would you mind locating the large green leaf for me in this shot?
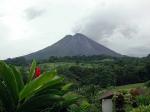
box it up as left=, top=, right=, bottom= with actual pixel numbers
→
left=11, top=66, right=24, bottom=92
left=0, top=61, right=19, bottom=104
left=18, top=94, right=62, bottom=112
left=62, top=83, right=73, bottom=91
left=26, top=76, right=64, bottom=101
left=19, top=71, right=57, bottom=101
left=62, top=92, right=81, bottom=107
left=37, top=76, right=64, bottom=92
left=34, top=83, right=65, bottom=97
left=34, top=89, right=63, bottom=97
left=28, top=59, right=36, bottom=82
left=0, top=80, right=15, bottom=112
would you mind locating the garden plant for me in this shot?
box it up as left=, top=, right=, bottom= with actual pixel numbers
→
left=0, top=60, right=88, bottom=112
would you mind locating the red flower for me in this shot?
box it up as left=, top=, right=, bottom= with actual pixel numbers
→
left=35, top=67, right=41, bottom=77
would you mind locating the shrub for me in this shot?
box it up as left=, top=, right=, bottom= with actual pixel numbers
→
left=130, top=105, right=150, bottom=112
left=68, top=100, right=90, bottom=112
left=74, top=85, right=102, bottom=112
left=114, top=94, right=125, bottom=112
left=136, top=95, right=150, bottom=106
left=130, top=88, right=144, bottom=97
left=0, top=60, right=83, bottom=112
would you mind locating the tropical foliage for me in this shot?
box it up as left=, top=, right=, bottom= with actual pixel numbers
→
left=136, top=95, right=150, bottom=106
left=54, top=56, right=150, bottom=88
left=0, top=60, right=85, bottom=112
left=130, top=105, right=150, bottom=112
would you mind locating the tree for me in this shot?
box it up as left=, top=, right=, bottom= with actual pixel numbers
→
left=5, top=57, right=27, bottom=66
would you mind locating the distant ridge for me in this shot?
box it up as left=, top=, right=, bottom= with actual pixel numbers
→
left=24, top=33, right=121, bottom=60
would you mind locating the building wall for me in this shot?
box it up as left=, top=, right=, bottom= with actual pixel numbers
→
left=102, top=99, right=113, bottom=112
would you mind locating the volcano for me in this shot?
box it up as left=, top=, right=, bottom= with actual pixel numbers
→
left=24, top=33, right=121, bottom=60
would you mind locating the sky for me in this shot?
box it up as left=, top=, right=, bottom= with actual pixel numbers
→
left=0, top=0, right=150, bottom=59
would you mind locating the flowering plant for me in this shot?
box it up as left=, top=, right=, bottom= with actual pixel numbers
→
left=0, top=60, right=82, bottom=112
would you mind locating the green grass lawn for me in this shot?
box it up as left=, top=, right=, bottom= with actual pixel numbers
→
left=116, top=83, right=144, bottom=90
left=112, top=83, right=145, bottom=92
left=40, top=62, right=101, bottom=69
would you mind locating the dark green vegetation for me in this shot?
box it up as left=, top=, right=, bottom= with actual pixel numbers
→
left=5, top=57, right=27, bottom=66
left=130, top=105, right=150, bottom=112
left=47, top=55, right=150, bottom=87
left=6, top=54, right=150, bottom=87
left=3, top=55, right=150, bottom=112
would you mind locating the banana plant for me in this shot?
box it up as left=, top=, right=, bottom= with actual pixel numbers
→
left=0, top=60, right=81, bottom=112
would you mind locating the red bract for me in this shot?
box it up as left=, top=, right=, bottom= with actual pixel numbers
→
left=35, top=67, right=41, bottom=77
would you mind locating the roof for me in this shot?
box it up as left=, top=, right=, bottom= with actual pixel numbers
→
left=100, top=91, right=114, bottom=100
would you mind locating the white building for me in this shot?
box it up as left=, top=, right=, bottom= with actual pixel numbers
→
left=100, top=91, right=114, bottom=112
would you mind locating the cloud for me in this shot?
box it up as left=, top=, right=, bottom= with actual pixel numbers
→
left=73, top=2, right=139, bottom=40
left=0, top=22, right=10, bottom=41
left=0, top=0, right=150, bottom=59
left=126, top=46, right=150, bottom=57
left=72, top=0, right=150, bottom=56
left=0, top=13, right=4, bottom=17
left=24, top=7, right=46, bottom=20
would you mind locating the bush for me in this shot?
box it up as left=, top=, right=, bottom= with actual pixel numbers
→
left=68, top=100, right=90, bottom=112
left=75, top=85, right=102, bottom=112
left=130, top=105, right=150, bottom=112
left=136, top=95, right=150, bottom=106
